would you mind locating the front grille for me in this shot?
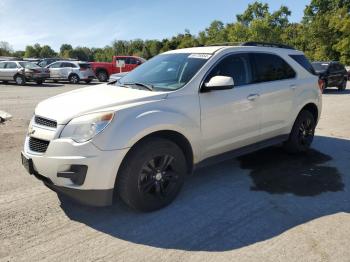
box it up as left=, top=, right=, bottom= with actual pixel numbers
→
left=34, top=116, right=57, bottom=128
left=29, top=137, right=50, bottom=153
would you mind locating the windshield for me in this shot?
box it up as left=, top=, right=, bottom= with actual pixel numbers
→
left=119, top=53, right=210, bottom=91
left=19, top=62, right=38, bottom=69
left=312, top=62, right=329, bottom=71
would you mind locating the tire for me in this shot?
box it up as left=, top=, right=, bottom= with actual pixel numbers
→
left=117, top=138, right=187, bottom=212
left=84, top=79, right=92, bottom=84
left=96, top=70, right=108, bottom=82
left=53, top=80, right=58, bottom=83
left=284, top=110, right=316, bottom=153
left=338, top=78, right=347, bottom=91
left=36, top=80, right=44, bottom=85
left=68, top=74, right=80, bottom=84
left=14, top=75, right=25, bottom=85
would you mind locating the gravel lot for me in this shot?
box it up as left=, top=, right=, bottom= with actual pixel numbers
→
left=0, top=81, right=349, bottom=262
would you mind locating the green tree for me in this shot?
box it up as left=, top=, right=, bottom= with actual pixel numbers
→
left=40, top=45, right=56, bottom=58
left=60, top=44, right=73, bottom=58
left=0, top=41, right=12, bottom=56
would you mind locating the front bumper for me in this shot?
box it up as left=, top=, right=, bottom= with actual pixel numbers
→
left=22, top=136, right=129, bottom=206
left=25, top=73, right=50, bottom=81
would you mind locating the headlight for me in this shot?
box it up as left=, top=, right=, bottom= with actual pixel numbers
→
left=60, top=112, right=114, bottom=143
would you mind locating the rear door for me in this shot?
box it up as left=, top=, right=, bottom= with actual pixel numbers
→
left=4, top=62, right=19, bottom=79
left=251, top=53, right=297, bottom=140
left=60, top=62, right=76, bottom=79
left=327, top=63, right=338, bottom=86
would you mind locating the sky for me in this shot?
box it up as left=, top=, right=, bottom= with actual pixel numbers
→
left=0, top=0, right=310, bottom=51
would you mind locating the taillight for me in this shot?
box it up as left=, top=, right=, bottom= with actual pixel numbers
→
left=318, top=79, right=325, bottom=93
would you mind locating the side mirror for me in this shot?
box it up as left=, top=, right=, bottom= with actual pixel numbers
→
left=203, top=76, right=234, bottom=91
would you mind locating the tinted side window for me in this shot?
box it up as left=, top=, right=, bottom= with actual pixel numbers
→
left=0, top=62, right=5, bottom=69
left=129, top=58, right=137, bottom=65
left=61, top=62, right=76, bottom=68
left=289, top=55, right=316, bottom=75
left=5, top=62, right=17, bottom=69
left=206, top=53, right=252, bottom=86
left=49, top=62, right=61, bottom=68
left=252, top=53, right=296, bottom=83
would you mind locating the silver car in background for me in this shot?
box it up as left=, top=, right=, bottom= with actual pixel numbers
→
left=0, top=61, right=50, bottom=85
left=46, top=61, right=95, bottom=84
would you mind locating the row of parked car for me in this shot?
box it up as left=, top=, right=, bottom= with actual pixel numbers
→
left=0, top=55, right=145, bottom=85
left=0, top=54, right=348, bottom=88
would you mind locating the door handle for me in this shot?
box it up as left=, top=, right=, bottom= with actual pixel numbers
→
left=247, top=94, right=259, bottom=101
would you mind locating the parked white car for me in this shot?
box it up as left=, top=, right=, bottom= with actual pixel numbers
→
left=0, top=61, right=50, bottom=85
left=22, top=42, right=322, bottom=211
left=46, top=61, right=95, bottom=84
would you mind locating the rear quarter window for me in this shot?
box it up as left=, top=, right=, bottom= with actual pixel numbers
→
left=252, top=53, right=296, bottom=83
left=290, top=55, right=316, bottom=75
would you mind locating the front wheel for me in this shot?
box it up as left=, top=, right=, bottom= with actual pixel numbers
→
left=117, top=138, right=187, bottom=212
left=284, top=110, right=316, bottom=153
left=14, top=75, right=25, bottom=85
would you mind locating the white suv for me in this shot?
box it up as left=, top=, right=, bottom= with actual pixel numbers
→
left=22, top=43, right=322, bottom=211
left=46, top=61, right=95, bottom=84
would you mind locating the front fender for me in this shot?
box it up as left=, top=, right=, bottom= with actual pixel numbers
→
left=92, top=106, right=201, bottom=159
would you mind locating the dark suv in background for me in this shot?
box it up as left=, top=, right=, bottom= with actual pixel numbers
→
left=312, top=61, right=348, bottom=91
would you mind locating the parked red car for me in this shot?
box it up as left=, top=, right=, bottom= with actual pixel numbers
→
left=90, top=56, right=146, bottom=82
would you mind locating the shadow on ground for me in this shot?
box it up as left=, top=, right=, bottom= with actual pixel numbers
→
left=59, top=135, right=350, bottom=252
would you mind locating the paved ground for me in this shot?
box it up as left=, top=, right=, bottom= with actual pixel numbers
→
left=0, top=81, right=349, bottom=262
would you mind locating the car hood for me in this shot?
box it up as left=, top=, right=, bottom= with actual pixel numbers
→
left=35, top=84, right=168, bottom=124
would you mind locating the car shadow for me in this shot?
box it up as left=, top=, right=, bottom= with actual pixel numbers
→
left=0, top=82, right=64, bottom=87
left=59, top=135, right=350, bottom=252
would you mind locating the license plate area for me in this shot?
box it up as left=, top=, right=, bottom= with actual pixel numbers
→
left=21, top=152, right=34, bottom=175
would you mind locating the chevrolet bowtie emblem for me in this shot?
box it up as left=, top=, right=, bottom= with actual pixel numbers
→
left=28, top=126, right=35, bottom=136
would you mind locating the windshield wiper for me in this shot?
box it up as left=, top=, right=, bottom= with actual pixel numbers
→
left=124, top=82, right=154, bottom=91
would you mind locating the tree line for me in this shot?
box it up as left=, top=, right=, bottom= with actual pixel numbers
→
left=1, top=0, right=349, bottom=64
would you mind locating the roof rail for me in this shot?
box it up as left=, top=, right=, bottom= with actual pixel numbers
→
left=241, top=41, right=295, bottom=50
left=208, top=41, right=295, bottom=50
left=208, top=42, right=242, bottom=47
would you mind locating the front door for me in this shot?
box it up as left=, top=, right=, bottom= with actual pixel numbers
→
left=199, top=53, right=261, bottom=159
left=250, top=53, right=297, bottom=140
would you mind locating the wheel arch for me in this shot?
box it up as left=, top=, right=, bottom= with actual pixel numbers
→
left=95, top=67, right=109, bottom=76
left=300, top=103, right=319, bottom=123
left=120, top=130, right=194, bottom=175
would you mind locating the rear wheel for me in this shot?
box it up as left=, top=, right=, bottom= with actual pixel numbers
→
left=96, top=70, right=108, bottom=82
left=68, top=74, right=80, bottom=84
left=14, top=75, right=25, bottom=85
left=338, top=78, right=347, bottom=91
left=284, top=110, right=316, bottom=153
left=117, top=138, right=187, bottom=212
